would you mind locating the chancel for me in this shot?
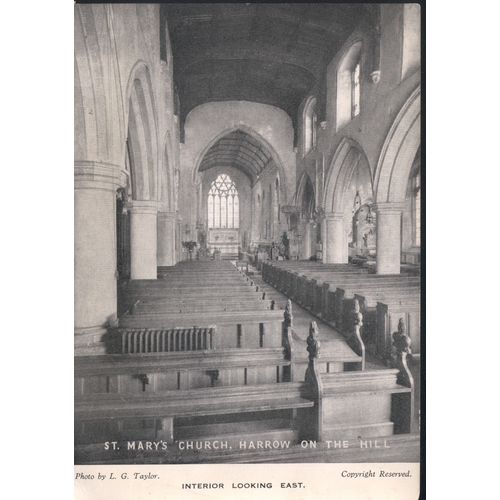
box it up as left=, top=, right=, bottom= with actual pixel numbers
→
left=74, top=3, right=421, bottom=464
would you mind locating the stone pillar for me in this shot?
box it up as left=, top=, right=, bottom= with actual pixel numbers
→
left=157, top=211, right=176, bottom=267
left=323, top=212, right=347, bottom=263
left=129, top=200, right=158, bottom=279
left=175, top=214, right=182, bottom=263
left=75, top=161, right=126, bottom=354
left=375, top=202, right=404, bottom=275
left=302, top=221, right=312, bottom=259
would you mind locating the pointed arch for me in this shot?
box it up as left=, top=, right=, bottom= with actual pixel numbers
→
left=74, top=6, right=107, bottom=161
left=323, top=137, right=372, bottom=213
left=193, top=125, right=288, bottom=204
left=157, top=131, right=175, bottom=212
left=295, top=171, right=316, bottom=210
left=374, top=86, right=421, bottom=203
left=124, top=61, right=159, bottom=201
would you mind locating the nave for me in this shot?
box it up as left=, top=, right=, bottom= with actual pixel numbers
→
left=75, top=259, right=419, bottom=464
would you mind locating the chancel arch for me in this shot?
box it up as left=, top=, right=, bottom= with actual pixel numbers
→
left=195, top=127, right=288, bottom=257
left=193, top=125, right=288, bottom=205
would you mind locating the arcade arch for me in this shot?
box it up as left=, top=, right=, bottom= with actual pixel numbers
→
left=323, top=139, right=373, bottom=263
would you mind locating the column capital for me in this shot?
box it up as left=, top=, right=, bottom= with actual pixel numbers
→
left=374, top=201, right=406, bottom=214
left=128, top=200, right=158, bottom=215
left=74, top=160, right=127, bottom=192
left=324, top=211, right=344, bottom=221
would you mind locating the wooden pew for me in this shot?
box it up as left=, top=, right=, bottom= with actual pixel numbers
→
left=352, top=292, right=419, bottom=348
left=282, top=301, right=364, bottom=378
left=262, top=262, right=420, bottom=368
left=298, top=321, right=415, bottom=442
left=376, top=300, right=422, bottom=359
left=75, top=347, right=291, bottom=394
left=333, top=279, right=420, bottom=328
left=263, top=262, right=366, bottom=297
left=75, top=382, right=312, bottom=450
left=119, top=309, right=285, bottom=350
left=273, top=267, right=419, bottom=336
left=123, top=287, right=260, bottom=299
left=131, top=298, right=273, bottom=315
left=75, top=321, right=416, bottom=464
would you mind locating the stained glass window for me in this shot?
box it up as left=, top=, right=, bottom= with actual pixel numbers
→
left=208, top=174, right=239, bottom=229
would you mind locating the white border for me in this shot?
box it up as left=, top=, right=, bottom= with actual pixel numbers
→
left=3, top=1, right=500, bottom=498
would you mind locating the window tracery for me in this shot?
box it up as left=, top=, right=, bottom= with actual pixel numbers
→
left=208, top=174, right=239, bottom=229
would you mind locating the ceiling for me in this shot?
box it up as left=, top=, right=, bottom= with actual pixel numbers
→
left=162, top=3, right=369, bottom=138
left=199, top=130, right=275, bottom=184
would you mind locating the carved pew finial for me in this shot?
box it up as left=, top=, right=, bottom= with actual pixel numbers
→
left=284, top=299, right=293, bottom=328
left=392, top=318, right=413, bottom=388
left=391, top=318, right=415, bottom=433
left=282, top=300, right=294, bottom=378
left=307, top=321, right=320, bottom=361
left=397, top=318, right=406, bottom=335
left=304, top=321, right=323, bottom=441
left=351, top=299, right=366, bottom=369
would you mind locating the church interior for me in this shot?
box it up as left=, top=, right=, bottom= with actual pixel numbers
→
left=74, top=3, right=421, bottom=464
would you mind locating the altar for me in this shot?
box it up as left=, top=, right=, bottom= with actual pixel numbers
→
left=208, top=228, right=239, bottom=257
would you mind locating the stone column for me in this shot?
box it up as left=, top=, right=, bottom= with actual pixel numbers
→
left=375, top=202, right=404, bottom=275
left=75, top=161, right=126, bottom=354
left=175, top=214, right=182, bottom=263
left=129, top=200, right=158, bottom=279
left=157, top=211, right=176, bottom=267
left=302, top=221, right=312, bottom=259
left=323, top=212, right=347, bottom=263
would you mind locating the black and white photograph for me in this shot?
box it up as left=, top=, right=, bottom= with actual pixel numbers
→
left=73, top=0, right=422, bottom=492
